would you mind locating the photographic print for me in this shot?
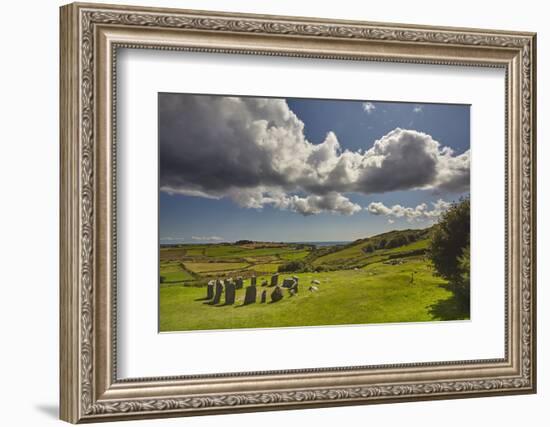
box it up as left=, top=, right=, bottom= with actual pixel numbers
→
left=159, top=93, right=471, bottom=332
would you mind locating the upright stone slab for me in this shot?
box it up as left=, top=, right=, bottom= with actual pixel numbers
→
left=235, top=276, right=244, bottom=289
left=270, top=274, right=279, bottom=287
left=206, top=280, right=215, bottom=299
left=212, top=280, right=224, bottom=304
left=282, top=278, right=295, bottom=288
left=225, top=278, right=234, bottom=288
left=250, top=276, right=257, bottom=287
left=260, top=290, right=267, bottom=303
left=224, top=280, right=236, bottom=305
left=244, top=286, right=257, bottom=305
left=270, top=286, right=283, bottom=303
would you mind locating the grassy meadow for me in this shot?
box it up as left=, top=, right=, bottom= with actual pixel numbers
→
left=159, top=228, right=470, bottom=332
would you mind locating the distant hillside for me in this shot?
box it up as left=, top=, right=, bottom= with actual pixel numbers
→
left=309, top=227, right=432, bottom=270
left=160, top=227, right=435, bottom=282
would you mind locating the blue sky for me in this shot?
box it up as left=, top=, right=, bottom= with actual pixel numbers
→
left=159, top=95, right=470, bottom=244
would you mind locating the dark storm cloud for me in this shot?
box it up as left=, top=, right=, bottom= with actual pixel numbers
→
left=159, top=94, right=470, bottom=215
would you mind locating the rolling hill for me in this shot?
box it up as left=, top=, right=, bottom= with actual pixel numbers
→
left=160, top=227, right=434, bottom=285
left=310, top=227, right=432, bottom=270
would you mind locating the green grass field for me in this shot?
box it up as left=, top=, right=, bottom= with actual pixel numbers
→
left=183, top=261, right=250, bottom=274
left=159, top=261, right=195, bottom=284
left=245, top=263, right=281, bottom=273
left=159, top=228, right=469, bottom=332
left=160, top=258, right=467, bottom=331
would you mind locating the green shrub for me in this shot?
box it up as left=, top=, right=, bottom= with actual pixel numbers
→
left=236, top=239, right=253, bottom=245
left=363, top=244, right=375, bottom=253
left=385, top=235, right=408, bottom=249
left=278, top=260, right=306, bottom=273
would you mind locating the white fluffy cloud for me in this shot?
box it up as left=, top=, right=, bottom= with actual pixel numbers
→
left=160, top=95, right=469, bottom=216
left=362, top=102, right=376, bottom=114
left=160, top=236, right=185, bottom=241
left=218, top=187, right=361, bottom=216
left=275, top=192, right=362, bottom=216
left=366, top=199, right=451, bottom=222
left=191, top=236, right=224, bottom=242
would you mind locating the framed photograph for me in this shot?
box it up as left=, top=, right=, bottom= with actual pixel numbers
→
left=60, top=2, right=537, bottom=423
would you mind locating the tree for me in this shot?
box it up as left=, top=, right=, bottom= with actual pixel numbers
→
left=428, top=198, right=470, bottom=307
left=458, top=243, right=470, bottom=285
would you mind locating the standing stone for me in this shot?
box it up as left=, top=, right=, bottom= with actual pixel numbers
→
left=250, top=276, right=257, bottom=287
left=235, top=276, right=244, bottom=289
left=270, top=274, right=279, bottom=287
left=212, top=280, right=224, bottom=304
left=260, top=290, right=267, bottom=303
left=282, top=278, right=295, bottom=288
left=291, top=281, right=299, bottom=293
left=206, top=280, right=215, bottom=299
left=224, top=280, right=236, bottom=305
left=270, top=286, right=283, bottom=303
left=244, top=286, right=257, bottom=305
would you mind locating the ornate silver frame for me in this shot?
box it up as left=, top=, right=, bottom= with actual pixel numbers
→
left=60, top=2, right=537, bottom=423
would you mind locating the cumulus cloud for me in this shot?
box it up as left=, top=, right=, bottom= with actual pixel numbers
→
left=216, top=187, right=361, bottom=216
left=160, top=94, right=469, bottom=216
left=160, top=236, right=185, bottom=241
left=362, top=102, right=376, bottom=114
left=191, top=236, right=224, bottom=242
left=276, top=192, right=362, bottom=216
left=366, top=199, right=451, bottom=222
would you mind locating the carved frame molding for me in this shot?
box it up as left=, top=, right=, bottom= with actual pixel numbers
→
left=60, top=2, right=536, bottom=423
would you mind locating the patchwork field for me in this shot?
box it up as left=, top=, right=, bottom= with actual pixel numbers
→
left=159, top=228, right=469, bottom=332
